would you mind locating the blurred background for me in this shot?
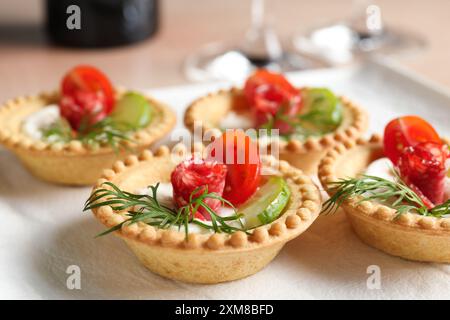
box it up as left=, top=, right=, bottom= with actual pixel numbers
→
left=0, top=0, right=448, bottom=101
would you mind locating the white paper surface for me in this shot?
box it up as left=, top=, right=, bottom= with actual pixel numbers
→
left=1, top=58, right=449, bottom=299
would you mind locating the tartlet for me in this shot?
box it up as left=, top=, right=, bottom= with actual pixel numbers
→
left=318, top=134, right=450, bottom=263
left=0, top=90, right=176, bottom=185
left=88, top=144, right=321, bottom=284
left=184, top=87, right=368, bottom=174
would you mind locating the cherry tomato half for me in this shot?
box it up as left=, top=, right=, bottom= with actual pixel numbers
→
left=59, top=65, right=115, bottom=130
left=206, top=130, right=261, bottom=206
left=383, top=115, right=442, bottom=164
left=244, top=69, right=298, bottom=105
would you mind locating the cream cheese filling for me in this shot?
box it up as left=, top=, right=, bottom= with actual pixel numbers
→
left=21, top=105, right=60, bottom=141
left=219, top=111, right=253, bottom=130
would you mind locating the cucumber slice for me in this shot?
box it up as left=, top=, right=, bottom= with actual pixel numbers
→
left=238, top=176, right=291, bottom=229
left=300, top=88, right=343, bottom=134
left=110, top=92, right=152, bottom=129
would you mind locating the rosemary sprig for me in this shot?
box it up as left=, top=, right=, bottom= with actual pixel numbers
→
left=322, top=174, right=450, bottom=218
left=83, top=182, right=247, bottom=238
left=42, top=117, right=133, bottom=151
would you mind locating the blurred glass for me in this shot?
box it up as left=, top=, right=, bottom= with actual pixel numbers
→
left=184, top=0, right=321, bottom=82
left=292, top=0, right=426, bottom=65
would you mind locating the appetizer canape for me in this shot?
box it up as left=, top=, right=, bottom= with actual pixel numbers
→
left=0, top=65, right=176, bottom=185
left=85, top=130, right=321, bottom=283
left=184, top=69, right=368, bottom=174
left=319, top=116, right=450, bottom=262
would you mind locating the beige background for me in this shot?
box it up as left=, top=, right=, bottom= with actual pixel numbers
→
left=0, top=0, right=449, bottom=102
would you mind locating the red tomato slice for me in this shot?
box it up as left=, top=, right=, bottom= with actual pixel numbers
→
left=383, top=115, right=442, bottom=164
left=59, top=65, right=115, bottom=130
left=244, top=69, right=298, bottom=104
left=206, top=130, right=261, bottom=206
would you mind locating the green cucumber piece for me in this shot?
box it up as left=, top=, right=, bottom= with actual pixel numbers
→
left=300, top=88, right=343, bottom=134
left=111, top=92, right=152, bottom=129
left=238, top=176, right=291, bottom=229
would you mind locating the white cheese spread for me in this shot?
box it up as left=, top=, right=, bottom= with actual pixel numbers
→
left=219, top=111, right=253, bottom=129
left=21, top=105, right=60, bottom=141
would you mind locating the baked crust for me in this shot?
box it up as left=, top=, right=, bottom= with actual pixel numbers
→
left=184, top=88, right=368, bottom=174
left=318, top=134, right=450, bottom=263
left=0, top=90, right=176, bottom=185
left=89, top=143, right=322, bottom=283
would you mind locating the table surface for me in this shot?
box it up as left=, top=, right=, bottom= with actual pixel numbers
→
left=0, top=0, right=449, bottom=102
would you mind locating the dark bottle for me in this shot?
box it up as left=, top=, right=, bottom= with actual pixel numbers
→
left=46, top=0, right=159, bottom=48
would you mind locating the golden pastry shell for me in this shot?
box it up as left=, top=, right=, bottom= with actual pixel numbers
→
left=318, top=134, right=450, bottom=263
left=0, top=90, right=176, bottom=155
left=92, top=143, right=321, bottom=250
left=89, top=143, right=322, bottom=283
left=0, top=90, right=176, bottom=185
left=184, top=87, right=368, bottom=157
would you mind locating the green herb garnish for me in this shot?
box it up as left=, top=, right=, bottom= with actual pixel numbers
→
left=322, top=174, right=450, bottom=218
left=42, top=117, right=133, bottom=151
left=83, top=182, right=247, bottom=238
left=260, top=88, right=343, bottom=141
left=299, top=88, right=343, bottom=133
left=41, top=118, right=74, bottom=143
